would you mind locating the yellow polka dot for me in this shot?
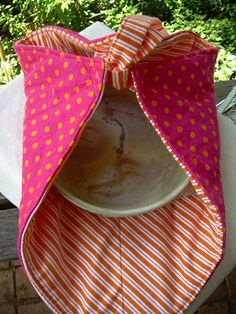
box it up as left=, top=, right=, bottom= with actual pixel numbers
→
left=69, top=128, right=75, bottom=135
left=177, top=100, right=183, bottom=106
left=167, top=70, right=173, bottom=77
left=208, top=107, right=213, bottom=113
left=177, top=126, right=183, bottom=133
left=25, top=63, right=29, bottom=69
left=22, top=178, right=25, bottom=185
left=164, top=121, right=170, bottom=127
left=45, top=163, right=52, bottom=170
left=80, top=110, right=85, bottom=116
left=63, top=61, right=69, bottom=68
left=66, top=103, right=71, bottom=111
left=37, top=169, right=42, bottom=176
left=201, top=124, right=207, bottom=130
left=154, top=76, right=159, bottom=82
left=29, top=89, right=35, bottom=94
left=212, top=130, right=217, bottom=137
left=45, top=48, right=49, bottom=55
left=190, top=73, right=195, bottom=80
left=47, top=77, right=52, bottom=83
left=68, top=73, right=74, bottom=81
left=28, top=80, right=32, bottom=86
left=58, top=80, right=64, bottom=87
left=95, top=71, right=99, bottom=79
left=203, top=150, right=209, bottom=157
left=32, top=49, right=37, bottom=54
left=40, top=83, right=45, bottom=90
left=40, top=66, right=45, bottom=73
left=151, top=100, right=157, bottom=107
left=165, top=94, right=171, bottom=100
left=213, top=184, right=219, bottom=191
left=101, top=62, right=104, bottom=70
left=177, top=140, right=183, bottom=147
left=42, top=114, right=48, bottom=120
left=27, top=55, right=32, bottom=61
left=76, top=97, right=82, bottom=105
left=200, top=112, right=206, bottom=119
left=190, top=131, right=196, bottom=138
left=88, top=90, right=94, bottom=98
left=58, top=134, right=64, bottom=141
left=214, top=143, right=218, bottom=150
left=70, top=117, right=76, bottom=124
left=35, top=155, right=40, bottom=162
left=57, top=122, right=63, bottom=129
left=40, top=93, right=46, bottom=99
left=177, top=78, right=182, bottom=85
left=86, top=79, right=92, bottom=86
left=205, top=179, right=210, bottom=186
left=37, top=182, right=41, bottom=189
left=31, top=130, right=37, bottom=137
left=48, top=58, right=53, bottom=65
left=73, top=86, right=80, bottom=93
left=151, top=88, right=158, bottom=94
left=190, top=145, right=196, bottom=152
left=46, top=139, right=52, bottom=145
left=29, top=186, right=34, bottom=194
left=27, top=200, right=32, bottom=206
left=203, top=136, right=209, bottom=143
left=51, top=88, right=55, bottom=94
left=44, top=126, right=50, bottom=133
left=98, top=83, right=102, bottom=91
left=181, top=65, right=186, bottom=72
left=164, top=107, right=170, bottom=114
left=76, top=55, right=81, bottom=62
left=23, top=147, right=27, bottom=154
left=55, top=110, right=60, bottom=116
left=190, top=118, right=195, bottom=125
left=31, top=119, right=37, bottom=125
left=32, top=142, right=38, bottom=149
left=57, top=146, right=63, bottom=153
left=194, top=61, right=199, bottom=67
left=30, top=108, right=36, bottom=115
left=176, top=113, right=183, bottom=120
left=163, top=84, right=168, bottom=90
left=60, top=52, right=65, bottom=57
left=54, top=69, right=60, bottom=76
left=90, top=103, right=96, bottom=110
left=42, top=104, right=47, bottom=110
left=205, top=164, right=210, bottom=171
left=53, top=98, right=59, bottom=105
left=33, top=73, right=38, bottom=79
left=46, top=151, right=51, bottom=157
left=199, top=81, right=203, bottom=87
left=186, top=86, right=191, bottom=92
left=80, top=67, right=86, bottom=74
left=210, top=118, right=215, bottom=125
left=29, top=97, right=35, bottom=104
left=64, top=93, right=70, bottom=100
left=192, top=158, right=198, bottom=165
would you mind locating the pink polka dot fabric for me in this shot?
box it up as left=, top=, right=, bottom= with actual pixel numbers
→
left=14, top=45, right=105, bottom=238
left=132, top=48, right=224, bottom=213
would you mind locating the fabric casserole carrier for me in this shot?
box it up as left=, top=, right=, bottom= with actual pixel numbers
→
left=13, top=15, right=225, bottom=314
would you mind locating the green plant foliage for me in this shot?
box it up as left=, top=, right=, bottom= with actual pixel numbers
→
left=0, top=0, right=235, bottom=84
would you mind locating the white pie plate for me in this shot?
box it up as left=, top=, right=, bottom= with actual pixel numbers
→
left=54, top=88, right=189, bottom=217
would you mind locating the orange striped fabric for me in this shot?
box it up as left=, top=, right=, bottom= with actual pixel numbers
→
left=15, top=15, right=225, bottom=314
left=23, top=187, right=223, bottom=314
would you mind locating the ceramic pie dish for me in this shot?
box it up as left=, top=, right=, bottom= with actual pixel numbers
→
left=54, top=88, right=189, bottom=217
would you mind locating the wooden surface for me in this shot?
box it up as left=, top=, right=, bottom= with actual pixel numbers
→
left=0, top=208, right=18, bottom=261
left=0, top=80, right=235, bottom=262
